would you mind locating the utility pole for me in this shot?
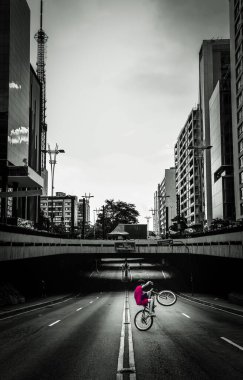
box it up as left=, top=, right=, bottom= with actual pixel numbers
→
left=144, top=216, right=151, bottom=239
left=102, top=205, right=106, bottom=239
left=42, top=144, right=65, bottom=227
left=81, top=193, right=94, bottom=239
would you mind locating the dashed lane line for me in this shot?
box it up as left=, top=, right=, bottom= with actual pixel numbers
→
left=48, top=320, right=61, bottom=327
left=182, top=313, right=191, bottom=319
left=221, top=337, right=243, bottom=351
left=76, top=307, right=83, bottom=311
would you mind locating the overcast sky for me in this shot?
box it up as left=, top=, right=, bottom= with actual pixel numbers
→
left=27, top=0, right=229, bottom=226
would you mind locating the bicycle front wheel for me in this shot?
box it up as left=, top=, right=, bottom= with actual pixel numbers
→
left=134, top=310, right=153, bottom=331
left=157, top=290, right=177, bottom=306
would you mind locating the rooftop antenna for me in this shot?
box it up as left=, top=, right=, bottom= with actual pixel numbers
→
left=35, top=0, right=48, bottom=172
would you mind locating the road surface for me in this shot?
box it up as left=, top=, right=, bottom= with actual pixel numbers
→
left=0, top=261, right=243, bottom=379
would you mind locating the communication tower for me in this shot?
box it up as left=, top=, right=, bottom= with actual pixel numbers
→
left=34, top=0, right=48, bottom=172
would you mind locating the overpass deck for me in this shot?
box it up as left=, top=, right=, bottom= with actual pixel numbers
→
left=0, top=230, right=242, bottom=261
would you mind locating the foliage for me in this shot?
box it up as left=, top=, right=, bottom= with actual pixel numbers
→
left=96, top=199, right=139, bottom=235
left=37, top=210, right=50, bottom=231
left=170, top=215, right=188, bottom=231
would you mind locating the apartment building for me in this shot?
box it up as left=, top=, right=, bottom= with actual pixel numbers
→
left=40, top=192, right=78, bottom=232
left=229, top=0, right=243, bottom=220
left=199, top=39, right=231, bottom=225
left=156, top=168, right=176, bottom=236
left=174, top=107, right=204, bottom=226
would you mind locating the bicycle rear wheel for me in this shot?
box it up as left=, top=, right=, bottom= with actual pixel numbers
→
left=157, top=290, right=177, bottom=306
left=134, top=310, right=153, bottom=331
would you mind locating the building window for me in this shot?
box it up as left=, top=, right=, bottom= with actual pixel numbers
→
left=240, top=156, right=243, bottom=168
left=240, top=171, right=243, bottom=184
left=240, top=188, right=243, bottom=200
left=238, top=107, right=243, bottom=123
left=240, top=139, right=243, bottom=153
left=239, top=123, right=243, bottom=137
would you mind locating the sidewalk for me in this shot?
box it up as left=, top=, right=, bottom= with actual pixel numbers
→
left=178, top=292, right=243, bottom=317
left=0, top=294, right=74, bottom=320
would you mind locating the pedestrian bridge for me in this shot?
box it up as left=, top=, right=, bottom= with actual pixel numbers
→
left=0, top=229, right=242, bottom=261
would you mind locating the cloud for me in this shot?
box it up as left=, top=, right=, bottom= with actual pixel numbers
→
left=8, top=126, right=29, bottom=145
left=9, top=82, right=22, bottom=90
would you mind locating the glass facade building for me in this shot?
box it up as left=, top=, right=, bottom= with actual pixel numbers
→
left=0, top=0, right=30, bottom=167
left=210, top=80, right=235, bottom=220
left=0, top=0, right=43, bottom=224
left=199, top=39, right=231, bottom=225
left=229, top=0, right=243, bottom=220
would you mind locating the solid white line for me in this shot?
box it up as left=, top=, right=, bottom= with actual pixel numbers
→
left=76, top=307, right=83, bottom=311
left=117, top=299, right=126, bottom=380
left=221, top=337, right=243, bottom=351
left=89, top=301, right=93, bottom=304
left=48, top=320, right=61, bottom=327
left=182, top=313, right=191, bottom=319
left=162, top=270, right=166, bottom=279
left=126, top=293, right=136, bottom=380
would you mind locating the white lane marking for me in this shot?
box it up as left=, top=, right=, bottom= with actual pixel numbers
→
left=182, top=313, right=191, bottom=319
left=162, top=270, right=166, bottom=279
left=96, top=297, right=99, bottom=299
left=117, top=299, right=126, bottom=380
left=221, top=337, right=243, bottom=351
left=126, top=293, right=136, bottom=379
left=89, top=301, right=93, bottom=304
left=76, top=307, right=83, bottom=311
left=48, top=320, right=61, bottom=327
left=89, top=271, right=94, bottom=278
left=178, top=294, right=243, bottom=319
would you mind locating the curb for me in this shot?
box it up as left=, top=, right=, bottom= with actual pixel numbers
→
left=177, top=293, right=243, bottom=317
left=0, top=294, right=75, bottom=320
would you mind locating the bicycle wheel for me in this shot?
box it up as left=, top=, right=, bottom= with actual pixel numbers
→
left=157, top=290, right=177, bottom=306
left=134, top=310, right=153, bottom=331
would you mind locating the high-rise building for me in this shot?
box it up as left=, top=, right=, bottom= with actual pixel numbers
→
left=40, top=192, right=78, bottom=233
left=0, top=0, right=43, bottom=224
left=199, top=39, right=231, bottom=225
left=174, top=107, right=203, bottom=226
left=157, top=168, right=176, bottom=236
left=229, top=0, right=243, bottom=220
left=209, top=78, right=235, bottom=220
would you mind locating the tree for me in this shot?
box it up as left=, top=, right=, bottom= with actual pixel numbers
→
left=96, top=199, right=139, bottom=235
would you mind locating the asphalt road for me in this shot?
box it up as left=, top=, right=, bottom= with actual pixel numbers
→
left=0, top=262, right=243, bottom=380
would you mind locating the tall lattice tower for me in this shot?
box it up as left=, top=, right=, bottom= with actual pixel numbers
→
left=34, top=0, right=48, bottom=173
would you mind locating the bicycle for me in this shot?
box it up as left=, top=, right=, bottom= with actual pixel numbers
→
left=134, top=289, right=177, bottom=331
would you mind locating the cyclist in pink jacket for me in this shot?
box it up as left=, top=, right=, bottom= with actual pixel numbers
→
left=134, top=279, right=155, bottom=316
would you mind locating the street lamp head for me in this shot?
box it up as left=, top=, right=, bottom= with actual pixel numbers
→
left=58, top=149, right=65, bottom=153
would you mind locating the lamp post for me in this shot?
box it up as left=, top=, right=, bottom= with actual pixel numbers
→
left=188, top=144, right=212, bottom=228
left=42, top=144, right=65, bottom=227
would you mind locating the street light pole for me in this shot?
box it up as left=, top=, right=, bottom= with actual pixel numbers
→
left=42, top=144, right=65, bottom=228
